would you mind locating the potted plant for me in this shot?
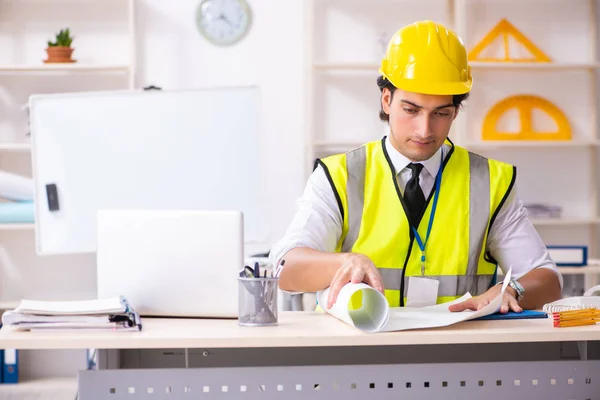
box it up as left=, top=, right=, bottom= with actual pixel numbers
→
left=45, top=28, right=75, bottom=63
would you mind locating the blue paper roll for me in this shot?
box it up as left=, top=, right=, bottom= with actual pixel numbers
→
left=0, top=201, right=34, bottom=223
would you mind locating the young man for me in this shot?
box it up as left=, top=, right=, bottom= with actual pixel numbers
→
left=270, top=20, right=562, bottom=313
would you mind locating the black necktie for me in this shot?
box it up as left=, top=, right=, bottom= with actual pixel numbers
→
left=404, top=163, right=425, bottom=226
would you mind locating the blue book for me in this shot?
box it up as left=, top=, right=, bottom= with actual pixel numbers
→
left=2, top=349, right=18, bottom=384
left=0, top=321, right=3, bottom=383
left=475, top=310, right=547, bottom=321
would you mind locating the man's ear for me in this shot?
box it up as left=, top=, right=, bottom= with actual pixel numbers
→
left=381, top=88, right=392, bottom=115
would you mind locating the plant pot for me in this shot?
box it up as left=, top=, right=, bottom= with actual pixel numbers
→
left=44, top=46, right=75, bottom=63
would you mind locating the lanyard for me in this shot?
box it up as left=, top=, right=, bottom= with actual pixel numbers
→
left=411, top=155, right=443, bottom=276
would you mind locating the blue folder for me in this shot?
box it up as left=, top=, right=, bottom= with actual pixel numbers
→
left=2, top=349, right=18, bottom=383
left=474, top=310, right=547, bottom=321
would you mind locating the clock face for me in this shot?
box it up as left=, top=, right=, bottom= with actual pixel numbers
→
left=196, top=0, right=252, bottom=46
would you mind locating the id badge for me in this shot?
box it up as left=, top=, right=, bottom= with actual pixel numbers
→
left=406, top=276, right=439, bottom=307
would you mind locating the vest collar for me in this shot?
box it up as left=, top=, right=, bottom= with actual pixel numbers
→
left=382, top=136, right=455, bottom=178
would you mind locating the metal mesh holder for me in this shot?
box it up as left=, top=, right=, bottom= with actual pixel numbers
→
left=238, top=277, right=278, bottom=326
left=79, top=360, right=600, bottom=399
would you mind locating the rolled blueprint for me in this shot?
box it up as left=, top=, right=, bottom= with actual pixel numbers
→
left=317, top=270, right=511, bottom=333
left=0, top=170, right=34, bottom=201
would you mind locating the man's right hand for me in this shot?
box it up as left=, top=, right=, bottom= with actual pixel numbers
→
left=326, top=253, right=385, bottom=309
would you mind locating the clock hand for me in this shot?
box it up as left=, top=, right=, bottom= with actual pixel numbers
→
left=217, top=13, right=233, bottom=27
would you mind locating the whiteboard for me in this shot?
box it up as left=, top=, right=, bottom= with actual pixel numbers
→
left=29, top=86, right=267, bottom=255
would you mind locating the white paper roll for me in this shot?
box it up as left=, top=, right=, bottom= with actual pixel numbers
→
left=0, top=170, right=34, bottom=201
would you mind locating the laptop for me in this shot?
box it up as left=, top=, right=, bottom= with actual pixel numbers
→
left=96, top=210, right=242, bottom=318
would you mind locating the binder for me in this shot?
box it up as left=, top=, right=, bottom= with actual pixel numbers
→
left=0, top=321, right=3, bottom=383
left=2, top=349, right=18, bottom=383
left=547, top=245, right=588, bottom=267
left=475, top=310, right=548, bottom=321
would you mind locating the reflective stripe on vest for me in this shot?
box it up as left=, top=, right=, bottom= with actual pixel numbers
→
left=378, top=268, right=495, bottom=297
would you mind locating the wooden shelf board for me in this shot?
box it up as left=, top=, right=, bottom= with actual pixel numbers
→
left=314, top=141, right=600, bottom=150
left=464, top=140, right=600, bottom=148
left=531, top=218, right=600, bottom=226
left=0, top=143, right=32, bottom=152
left=0, top=377, right=78, bottom=396
left=0, top=223, right=35, bottom=231
left=497, top=265, right=600, bottom=275
left=0, top=64, right=130, bottom=73
left=556, top=265, right=600, bottom=275
left=0, top=300, right=19, bottom=310
left=312, top=62, right=600, bottom=71
left=469, top=61, right=600, bottom=70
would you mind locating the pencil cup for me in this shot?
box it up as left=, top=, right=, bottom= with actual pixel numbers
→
left=238, top=277, right=279, bottom=326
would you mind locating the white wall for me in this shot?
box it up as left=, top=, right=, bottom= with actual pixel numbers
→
left=136, top=0, right=307, bottom=255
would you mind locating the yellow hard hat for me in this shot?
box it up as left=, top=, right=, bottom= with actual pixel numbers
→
left=379, top=20, right=472, bottom=95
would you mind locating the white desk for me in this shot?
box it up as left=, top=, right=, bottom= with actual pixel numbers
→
left=1, top=312, right=599, bottom=399
left=0, top=312, right=599, bottom=349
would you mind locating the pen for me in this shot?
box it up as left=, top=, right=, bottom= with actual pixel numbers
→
left=274, top=259, right=285, bottom=278
left=253, top=262, right=260, bottom=278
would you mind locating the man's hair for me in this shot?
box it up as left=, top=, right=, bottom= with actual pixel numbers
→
left=377, top=76, right=470, bottom=122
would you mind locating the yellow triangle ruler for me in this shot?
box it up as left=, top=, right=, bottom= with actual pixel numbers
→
left=468, top=19, right=551, bottom=62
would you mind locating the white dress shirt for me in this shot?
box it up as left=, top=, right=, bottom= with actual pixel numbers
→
left=270, top=136, right=563, bottom=289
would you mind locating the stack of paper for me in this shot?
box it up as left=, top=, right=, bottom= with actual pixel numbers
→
left=1, top=296, right=142, bottom=331
left=316, top=270, right=513, bottom=333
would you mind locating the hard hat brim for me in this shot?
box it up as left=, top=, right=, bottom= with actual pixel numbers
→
left=379, top=72, right=472, bottom=96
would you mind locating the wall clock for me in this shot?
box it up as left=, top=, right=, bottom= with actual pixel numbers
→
left=196, top=0, right=252, bottom=46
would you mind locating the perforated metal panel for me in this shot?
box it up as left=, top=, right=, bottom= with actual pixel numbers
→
left=78, top=360, right=600, bottom=399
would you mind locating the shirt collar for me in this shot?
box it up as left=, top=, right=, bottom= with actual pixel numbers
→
left=384, top=135, right=446, bottom=178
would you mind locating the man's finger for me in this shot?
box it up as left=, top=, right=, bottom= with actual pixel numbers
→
left=350, top=268, right=364, bottom=284
left=477, top=298, right=490, bottom=311
left=327, top=270, right=350, bottom=308
left=449, top=299, right=476, bottom=312
left=500, top=295, right=510, bottom=314
left=509, top=297, right=523, bottom=313
left=365, top=269, right=385, bottom=294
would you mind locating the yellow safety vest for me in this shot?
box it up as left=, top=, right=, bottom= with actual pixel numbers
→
left=318, top=138, right=515, bottom=306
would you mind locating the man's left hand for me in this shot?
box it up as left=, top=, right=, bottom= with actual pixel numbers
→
left=448, top=283, right=523, bottom=314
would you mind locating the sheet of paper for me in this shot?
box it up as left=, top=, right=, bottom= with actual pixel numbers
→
left=1, top=310, right=110, bottom=325
left=317, top=269, right=511, bottom=333
left=16, top=296, right=126, bottom=315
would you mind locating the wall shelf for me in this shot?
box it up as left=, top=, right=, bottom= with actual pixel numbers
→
left=0, top=223, right=35, bottom=231
left=0, top=64, right=131, bottom=73
left=0, top=300, right=20, bottom=310
left=313, top=140, right=600, bottom=152
left=312, top=62, right=600, bottom=72
left=531, top=218, right=600, bottom=226
left=0, top=377, right=78, bottom=399
left=464, top=140, right=600, bottom=149
left=497, top=265, right=600, bottom=275
left=469, top=61, right=600, bottom=70
left=554, top=265, right=600, bottom=275
left=0, top=143, right=32, bottom=152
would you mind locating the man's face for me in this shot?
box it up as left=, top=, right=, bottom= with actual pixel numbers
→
left=381, top=89, right=458, bottom=162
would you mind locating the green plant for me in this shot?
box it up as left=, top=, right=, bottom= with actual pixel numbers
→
left=47, top=28, right=74, bottom=47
